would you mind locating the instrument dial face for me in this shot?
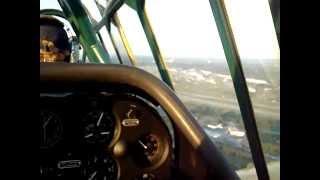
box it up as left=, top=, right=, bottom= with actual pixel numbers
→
left=131, top=133, right=165, bottom=168
left=82, top=110, right=115, bottom=145
left=139, top=134, right=160, bottom=162
left=40, top=110, right=63, bottom=149
left=85, top=152, right=118, bottom=180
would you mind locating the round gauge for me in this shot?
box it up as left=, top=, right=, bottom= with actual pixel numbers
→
left=131, top=134, right=165, bottom=168
left=85, top=152, right=118, bottom=180
left=40, top=110, right=63, bottom=149
left=139, top=134, right=160, bottom=162
left=82, top=110, right=115, bottom=145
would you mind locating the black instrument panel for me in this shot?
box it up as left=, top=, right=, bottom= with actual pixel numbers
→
left=40, top=92, right=173, bottom=180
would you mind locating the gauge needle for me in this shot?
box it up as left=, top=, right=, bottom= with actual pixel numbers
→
left=43, top=115, right=53, bottom=129
left=42, top=116, right=53, bottom=142
left=84, top=133, right=94, bottom=138
left=96, top=112, right=104, bottom=127
left=100, top=131, right=110, bottom=135
left=138, top=140, right=148, bottom=150
left=89, top=171, right=97, bottom=180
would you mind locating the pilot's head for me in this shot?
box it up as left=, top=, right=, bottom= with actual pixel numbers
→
left=40, top=15, right=71, bottom=63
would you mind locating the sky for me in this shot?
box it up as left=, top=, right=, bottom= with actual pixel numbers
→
left=40, top=0, right=280, bottom=61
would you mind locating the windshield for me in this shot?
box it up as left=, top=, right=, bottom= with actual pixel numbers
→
left=41, top=0, right=280, bottom=179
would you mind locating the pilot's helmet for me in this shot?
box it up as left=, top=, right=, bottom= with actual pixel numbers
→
left=40, top=15, right=71, bottom=63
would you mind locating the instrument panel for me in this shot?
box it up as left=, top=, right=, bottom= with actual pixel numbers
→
left=40, top=92, right=173, bottom=180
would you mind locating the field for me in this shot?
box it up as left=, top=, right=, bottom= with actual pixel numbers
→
left=135, top=56, right=280, bottom=170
